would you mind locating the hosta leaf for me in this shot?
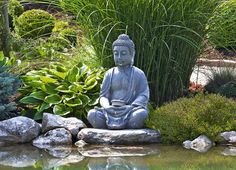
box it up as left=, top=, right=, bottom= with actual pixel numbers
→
left=56, top=85, right=71, bottom=93
left=85, top=80, right=98, bottom=91
left=43, top=84, right=58, bottom=94
left=34, top=111, right=44, bottom=120
left=45, top=94, right=61, bottom=104
left=29, top=91, right=47, bottom=100
left=66, top=66, right=79, bottom=83
left=53, top=104, right=72, bottom=116
left=21, top=75, right=40, bottom=82
left=20, top=96, right=42, bottom=104
left=38, top=102, right=51, bottom=113
left=64, top=96, right=82, bottom=107
left=49, top=70, right=66, bottom=79
left=85, top=75, right=96, bottom=85
left=78, top=94, right=90, bottom=105
left=88, top=97, right=99, bottom=106
left=40, top=76, right=57, bottom=83
left=26, top=81, right=44, bottom=89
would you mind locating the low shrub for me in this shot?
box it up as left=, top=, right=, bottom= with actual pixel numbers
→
left=206, top=0, right=236, bottom=50
left=218, top=81, right=236, bottom=99
left=18, top=62, right=105, bottom=120
left=15, top=9, right=55, bottom=39
left=205, top=68, right=236, bottom=98
left=146, top=93, right=236, bottom=143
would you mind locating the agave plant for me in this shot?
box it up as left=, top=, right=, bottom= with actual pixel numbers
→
left=19, top=62, right=105, bottom=120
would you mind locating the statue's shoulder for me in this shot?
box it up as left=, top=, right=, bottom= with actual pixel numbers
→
left=105, top=67, right=115, bottom=76
left=132, top=66, right=146, bottom=77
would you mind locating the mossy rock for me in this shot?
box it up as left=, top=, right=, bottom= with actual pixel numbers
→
left=15, top=9, right=55, bottom=39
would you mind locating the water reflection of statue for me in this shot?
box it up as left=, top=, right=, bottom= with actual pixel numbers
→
left=87, top=34, right=149, bottom=129
left=88, top=157, right=149, bottom=170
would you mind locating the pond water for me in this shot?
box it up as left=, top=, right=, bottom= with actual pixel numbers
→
left=0, top=144, right=235, bottom=170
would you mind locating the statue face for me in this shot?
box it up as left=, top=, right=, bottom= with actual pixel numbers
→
left=113, top=45, right=133, bottom=67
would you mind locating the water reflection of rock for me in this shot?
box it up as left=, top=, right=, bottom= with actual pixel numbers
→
left=42, top=149, right=84, bottom=169
left=0, top=144, right=84, bottom=168
left=0, top=144, right=41, bottom=167
left=222, top=146, right=236, bottom=156
left=88, top=157, right=149, bottom=170
left=79, top=144, right=160, bottom=157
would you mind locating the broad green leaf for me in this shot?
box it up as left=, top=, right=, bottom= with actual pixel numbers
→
left=49, top=69, right=67, bottom=79
left=45, top=94, right=61, bottom=104
left=85, top=80, right=98, bottom=91
left=88, top=97, right=99, bottom=106
left=66, top=66, right=79, bottom=83
left=53, top=104, right=72, bottom=116
left=64, top=96, right=82, bottom=107
left=18, top=86, right=32, bottom=95
left=25, top=81, right=44, bottom=89
left=85, top=75, right=96, bottom=85
left=78, top=94, right=90, bottom=105
left=21, top=75, right=40, bottom=82
left=34, top=111, right=44, bottom=120
left=20, top=96, right=42, bottom=104
left=42, top=84, right=58, bottom=94
left=38, top=102, right=51, bottom=113
left=56, top=85, right=71, bottom=93
left=40, top=76, right=57, bottom=83
left=29, top=91, right=47, bottom=100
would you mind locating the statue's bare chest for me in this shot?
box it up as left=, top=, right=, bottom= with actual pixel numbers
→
left=111, top=68, right=131, bottom=98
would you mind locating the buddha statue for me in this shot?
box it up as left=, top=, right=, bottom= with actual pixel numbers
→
left=87, top=34, right=149, bottom=129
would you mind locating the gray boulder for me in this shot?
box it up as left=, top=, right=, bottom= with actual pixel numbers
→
left=0, top=116, right=41, bottom=144
left=220, top=131, right=236, bottom=143
left=77, top=128, right=161, bottom=145
left=32, top=128, right=72, bottom=148
left=183, top=135, right=213, bottom=153
left=42, top=113, right=86, bottom=136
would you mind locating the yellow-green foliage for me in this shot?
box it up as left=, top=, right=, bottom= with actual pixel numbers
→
left=146, top=94, right=236, bottom=143
left=207, top=0, right=236, bottom=49
left=8, top=0, right=24, bottom=18
left=59, top=28, right=78, bottom=46
left=15, top=9, right=55, bottom=39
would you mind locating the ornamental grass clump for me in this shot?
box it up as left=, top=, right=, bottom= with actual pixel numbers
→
left=58, top=0, right=218, bottom=106
left=146, top=93, right=236, bottom=144
left=206, top=0, right=236, bottom=51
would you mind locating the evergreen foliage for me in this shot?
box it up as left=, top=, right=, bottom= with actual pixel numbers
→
left=0, top=60, right=21, bottom=120
left=146, top=94, right=236, bottom=143
left=15, top=9, right=55, bottom=39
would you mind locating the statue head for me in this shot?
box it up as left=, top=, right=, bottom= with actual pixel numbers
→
left=112, top=34, right=135, bottom=66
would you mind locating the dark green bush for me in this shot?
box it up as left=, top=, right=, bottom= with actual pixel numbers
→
left=0, top=58, right=21, bottom=120
left=205, top=68, right=236, bottom=95
left=218, top=81, right=236, bottom=99
left=146, top=94, right=236, bottom=143
left=15, top=9, right=55, bottom=39
left=206, top=0, right=236, bottom=50
left=19, top=62, right=105, bottom=120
